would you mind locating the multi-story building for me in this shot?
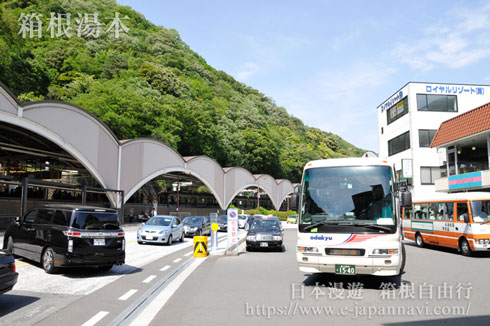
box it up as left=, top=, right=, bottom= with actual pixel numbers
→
left=377, top=82, right=490, bottom=200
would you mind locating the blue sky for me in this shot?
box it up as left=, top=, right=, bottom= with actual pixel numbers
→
left=118, top=0, right=490, bottom=152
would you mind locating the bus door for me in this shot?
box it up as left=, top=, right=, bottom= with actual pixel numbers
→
left=455, top=201, right=471, bottom=241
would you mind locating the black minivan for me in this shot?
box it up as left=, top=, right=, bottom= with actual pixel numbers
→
left=3, top=205, right=125, bottom=273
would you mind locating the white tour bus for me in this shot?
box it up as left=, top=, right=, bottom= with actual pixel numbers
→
left=296, top=158, right=408, bottom=277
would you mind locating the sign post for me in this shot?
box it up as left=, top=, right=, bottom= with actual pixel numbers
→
left=210, top=213, right=218, bottom=250
left=227, top=208, right=239, bottom=253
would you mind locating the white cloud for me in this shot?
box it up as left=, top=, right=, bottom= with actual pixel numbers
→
left=391, top=2, right=490, bottom=71
left=270, top=62, right=397, bottom=151
left=236, top=62, right=260, bottom=81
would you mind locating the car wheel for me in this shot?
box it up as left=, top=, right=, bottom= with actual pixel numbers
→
left=167, top=235, right=173, bottom=246
left=180, top=232, right=184, bottom=242
left=459, top=238, right=472, bottom=256
left=415, top=233, right=424, bottom=248
left=98, top=264, right=113, bottom=272
left=42, top=247, right=58, bottom=274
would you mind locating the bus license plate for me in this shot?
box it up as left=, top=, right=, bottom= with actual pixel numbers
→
left=260, top=242, right=268, bottom=247
left=335, top=265, right=355, bottom=275
left=94, top=239, right=105, bottom=246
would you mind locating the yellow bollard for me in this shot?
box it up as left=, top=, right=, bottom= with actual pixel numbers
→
left=193, top=236, right=208, bottom=257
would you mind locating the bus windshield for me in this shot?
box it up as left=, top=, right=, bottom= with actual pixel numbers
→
left=470, top=200, right=490, bottom=223
left=299, top=166, right=395, bottom=233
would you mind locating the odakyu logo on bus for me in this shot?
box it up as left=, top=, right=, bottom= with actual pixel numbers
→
left=309, top=234, right=382, bottom=245
left=309, top=235, right=333, bottom=241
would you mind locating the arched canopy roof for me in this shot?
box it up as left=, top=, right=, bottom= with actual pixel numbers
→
left=0, top=82, right=294, bottom=210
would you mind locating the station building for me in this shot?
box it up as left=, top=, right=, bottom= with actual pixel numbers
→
left=377, top=82, right=490, bottom=200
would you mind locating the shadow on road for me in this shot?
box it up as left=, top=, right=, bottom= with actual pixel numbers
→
left=15, top=259, right=143, bottom=278
left=302, top=272, right=408, bottom=290
left=405, top=241, right=490, bottom=258
left=0, top=293, right=40, bottom=318
left=383, top=315, right=490, bottom=326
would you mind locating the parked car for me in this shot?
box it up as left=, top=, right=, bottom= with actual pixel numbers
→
left=137, top=215, right=184, bottom=245
left=286, top=215, right=297, bottom=224
left=246, top=217, right=283, bottom=252
left=217, top=215, right=228, bottom=232
left=183, top=216, right=210, bottom=237
left=0, top=249, right=18, bottom=294
left=3, top=205, right=125, bottom=274
left=238, top=215, right=248, bottom=229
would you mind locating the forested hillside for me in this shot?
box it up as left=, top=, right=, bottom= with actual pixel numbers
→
left=0, top=0, right=364, bottom=182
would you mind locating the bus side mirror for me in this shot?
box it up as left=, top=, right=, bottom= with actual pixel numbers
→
left=401, top=192, right=412, bottom=207
left=294, top=184, right=302, bottom=196
left=464, top=214, right=470, bottom=224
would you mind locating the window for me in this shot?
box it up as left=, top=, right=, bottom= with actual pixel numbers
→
left=418, top=129, right=437, bottom=147
left=417, top=94, right=458, bottom=112
left=24, top=210, right=37, bottom=223
left=413, top=204, right=428, bottom=220
left=36, top=209, right=53, bottom=225
left=53, top=210, right=69, bottom=226
left=404, top=206, right=413, bottom=219
left=456, top=202, right=469, bottom=222
left=387, top=97, right=408, bottom=124
left=388, top=131, right=410, bottom=156
left=420, top=166, right=441, bottom=185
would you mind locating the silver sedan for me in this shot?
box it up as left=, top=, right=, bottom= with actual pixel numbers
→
left=137, top=215, right=184, bottom=245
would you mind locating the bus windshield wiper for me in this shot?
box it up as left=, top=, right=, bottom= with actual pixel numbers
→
left=303, top=220, right=338, bottom=231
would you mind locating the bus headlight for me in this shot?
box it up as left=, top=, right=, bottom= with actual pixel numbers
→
left=372, top=249, right=398, bottom=255
left=297, top=246, right=320, bottom=253
left=478, top=239, right=490, bottom=244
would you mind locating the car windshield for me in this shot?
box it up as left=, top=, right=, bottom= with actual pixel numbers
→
left=299, top=166, right=395, bottom=232
left=184, top=216, right=203, bottom=225
left=238, top=215, right=247, bottom=220
left=71, top=212, right=119, bottom=230
left=250, top=219, right=281, bottom=231
left=470, top=200, right=490, bottom=223
left=146, top=216, right=172, bottom=226
left=217, top=216, right=227, bottom=223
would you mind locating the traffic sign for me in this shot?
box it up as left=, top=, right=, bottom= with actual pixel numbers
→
left=211, top=223, right=219, bottom=232
left=227, top=208, right=239, bottom=252
left=193, top=236, right=208, bottom=258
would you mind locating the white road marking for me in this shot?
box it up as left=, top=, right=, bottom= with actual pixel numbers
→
left=160, top=265, right=171, bottom=272
left=128, top=258, right=207, bottom=326
left=143, top=275, right=157, bottom=283
left=173, top=258, right=182, bottom=263
left=184, top=251, right=193, bottom=257
left=118, top=289, right=138, bottom=301
left=81, top=311, right=109, bottom=326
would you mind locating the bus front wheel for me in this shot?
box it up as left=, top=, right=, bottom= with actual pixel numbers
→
left=459, top=238, right=472, bottom=257
left=415, top=233, right=424, bottom=248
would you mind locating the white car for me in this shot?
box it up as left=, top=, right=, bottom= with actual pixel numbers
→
left=137, top=215, right=184, bottom=245
left=238, top=215, right=248, bottom=229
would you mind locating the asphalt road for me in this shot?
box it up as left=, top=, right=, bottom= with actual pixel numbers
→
left=0, top=225, right=230, bottom=326
left=1, top=225, right=490, bottom=325
left=148, top=228, right=490, bottom=326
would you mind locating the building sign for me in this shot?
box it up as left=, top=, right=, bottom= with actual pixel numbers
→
left=227, top=208, right=239, bottom=252
left=448, top=172, right=483, bottom=190
left=401, top=159, right=413, bottom=179
left=379, top=90, right=403, bottom=112
left=425, top=84, right=485, bottom=95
